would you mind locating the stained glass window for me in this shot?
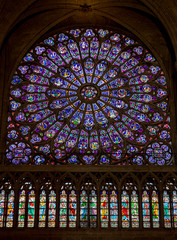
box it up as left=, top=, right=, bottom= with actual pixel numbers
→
left=6, top=28, right=172, bottom=166
left=110, top=190, right=118, bottom=227
left=121, top=190, right=129, bottom=228
left=142, top=190, right=150, bottom=228
left=69, top=190, right=77, bottom=227
left=80, top=190, right=88, bottom=227
left=18, top=183, right=35, bottom=227
left=152, top=190, right=159, bottom=228
left=0, top=183, right=14, bottom=228
left=27, top=189, right=35, bottom=227
left=100, top=190, right=109, bottom=227
left=39, top=190, right=46, bottom=227
left=163, top=190, right=171, bottom=228
left=80, top=183, right=97, bottom=228
left=59, top=183, right=76, bottom=228
left=0, top=189, right=5, bottom=227
left=59, top=189, right=67, bottom=227
left=18, top=190, right=26, bottom=227
left=100, top=183, right=118, bottom=228
left=173, top=190, right=177, bottom=228
left=6, top=190, right=15, bottom=227
left=48, top=190, right=56, bottom=227
left=89, top=189, right=97, bottom=227
left=131, top=190, right=139, bottom=227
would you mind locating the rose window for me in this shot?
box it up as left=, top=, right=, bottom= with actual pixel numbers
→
left=6, top=28, right=172, bottom=165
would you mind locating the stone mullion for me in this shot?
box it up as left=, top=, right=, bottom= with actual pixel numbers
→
left=149, top=190, right=153, bottom=228
left=67, top=188, right=69, bottom=228
left=129, top=189, right=132, bottom=228
left=159, top=185, right=164, bottom=228
left=55, top=185, right=60, bottom=228
left=45, top=190, right=49, bottom=228
left=97, top=185, right=101, bottom=229
left=34, top=186, right=39, bottom=228
left=169, top=190, right=173, bottom=228
left=24, top=188, right=29, bottom=228
left=87, top=189, right=90, bottom=228
left=3, top=190, right=8, bottom=227
left=76, top=185, right=80, bottom=228
left=118, top=184, right=121, bottom=229
left=108, top=187, right=111, bottom=228
left=13, top=184, right=19, bottom=228
left=138, top=185, right=143, bottom=229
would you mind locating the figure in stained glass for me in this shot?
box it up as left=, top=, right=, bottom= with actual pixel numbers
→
left=0, top=190, right=5, bottom=227
left=100, top=190, right=108, bottom=227
left=59, top=190, right=67, bottom=227
left=6, top=190, right=15, bottom=227
left=27, top=190, right=35, bottom=227
left=39, top=190, right=46, bottom=227
left=18, top=190, right=26, bottom=227
left=121, top=190, right=129, bottom=228
left=152, top=190, right=159, bottom=228
left=131, top=190, right=139, bottom=227
left=163, top=190, right=171, bottom=228
left=142, top=190, right=150, bottom=228
left=80, top=190, right=88, bottom=227
left=48, top=190, right=56, bottom=227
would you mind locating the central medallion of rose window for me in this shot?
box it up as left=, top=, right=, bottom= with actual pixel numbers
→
left=80, top=85, right=98, bottom=101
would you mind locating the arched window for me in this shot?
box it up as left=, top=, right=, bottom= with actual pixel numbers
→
left=59, top=182, right=77, bottom=228
left=6, top=28, right=172, bottom=167
left=151, top=190, right=159, bottom=228
left=100, top=182, right=118, bottom=228
left=80, top=182, right=97, bottom=228
left=18, top=182, right=35, bottom=227
left=39, top=190, right=46, bottom=227
left=0, top=188, right=5, bottom=227
left=48, top=190, right=56, bottom=227
left=59, top=189, right=67, bottom=227
left=163, top=180, right=177, bottom=228
left=121, top=182, right=139, bottom=228
left=163, top=190, right=171, bottom=227
left=142, top=181, right=159, bottom=228
left=38, top=181, right=56, bottom=227
left=173, top=189, right=177, bottom=228
left=0, top=181, right=14, bottom=228
left=142, top=190, right=150, bottom=228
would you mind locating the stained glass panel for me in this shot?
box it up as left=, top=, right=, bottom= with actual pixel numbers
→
left=142, top=190, right=150, bottom=228
left=18, top=190, right=26, bottom=227
left=59, top=190, right=67, bottom=227
left=100, top=190, right=108, bottom=227
left=69, top=190, right=77, bottom=227
left=27, top=190, right=35, bottom=227
left=80, top=190, right=88, bottom=227
left=121, top=190, right=129, bottom=228
left=90, top=190, right=97, bottom=227
left=6, top=28, right=172, bottom=166
left=173, top=190, right=177, bottom=228
left=6, top=190, right=15, bottom=227
left=152, top=190, right=159, bottom=228
left=0, top=190, right=5, bottom=227
left=163, top=190, right=171, bottom=228
left=48, top=190, right=56, bottom=227
left=131, top=190, right=139, bottom=227
left=39, top=190, right=46, bottom=227
left=110, top=190, right=118, bottom=227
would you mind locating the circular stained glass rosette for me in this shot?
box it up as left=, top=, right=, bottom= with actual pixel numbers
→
left=6, top=28, right=172, bottom=165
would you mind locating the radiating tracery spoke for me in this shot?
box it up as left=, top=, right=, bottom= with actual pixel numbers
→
left=6, top=28, right=172, bottom=165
